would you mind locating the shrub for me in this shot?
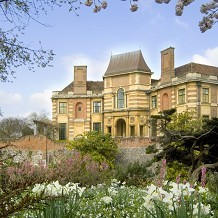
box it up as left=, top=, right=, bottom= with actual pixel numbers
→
left=68, top=131, right=119, bottom=167
left=115, top=160, right=154, bottom=187
left=165, top=160, right=188, bottom=182
left=0, top=150, right=113, bottom=217
left=146, top=144, right=158, bottom=154
left=50, top=152, right=112, bottom=187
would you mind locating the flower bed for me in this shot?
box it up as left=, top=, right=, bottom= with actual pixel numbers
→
left=14, top=179, right=215, bottom=218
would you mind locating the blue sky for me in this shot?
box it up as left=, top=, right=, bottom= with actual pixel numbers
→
left=0, top=0, right=218, bottom=119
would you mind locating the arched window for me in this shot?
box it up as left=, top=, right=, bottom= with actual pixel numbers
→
left=75, top=102, right=84, bottom=119
left=162, top=93, right=169, bottom=110
left=117, top=88, right=124, bottom=109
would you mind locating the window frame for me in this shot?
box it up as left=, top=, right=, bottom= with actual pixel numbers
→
left=202, top=88, right=209, bottom=103
left=59, top=102, right=67, bottom=114
left=117, top=88, right=125, bottom=109
left=93, top=122, right=101, bottom=132
left=93, top=101, right=101, bottom=113
left=59, top=123, right=67, bottom=140
left=151, top=95, right=157, bottom=109
left=178, top=88, right=185, bottom=104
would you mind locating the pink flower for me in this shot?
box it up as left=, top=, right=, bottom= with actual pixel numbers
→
left=201, top=167, right=207, bottom=187
left=157, top=159, right=167, bottom=187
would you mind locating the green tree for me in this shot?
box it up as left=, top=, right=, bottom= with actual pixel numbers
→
left=150, top=108, right=176, bottom=143
left=69, top=131, right=119, bottom=167
left=154, top=110, right=218, bottom=184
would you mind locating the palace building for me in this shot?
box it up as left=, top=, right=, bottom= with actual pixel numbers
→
left=51, top=47, right=218, bottom=140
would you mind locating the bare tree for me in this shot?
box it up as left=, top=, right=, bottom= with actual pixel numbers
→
left=0, top=0, right=217, bottom=83
left=0, top=117, right=33, bottom=140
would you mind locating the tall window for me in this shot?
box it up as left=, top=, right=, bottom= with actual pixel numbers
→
left=151, top=95, right=157, bottom=109
left=107, top=127, right=111, bottom=134
left=202, top=88, right=209, bottom=103
left=140, top=125, right=144, bottom=137
left=117, top=88, right=124, bottom=109
left=59, top=123, right=66, bottom=140
left=93, top=122, right=101, bottom=132
left=93, top=101, right=101, bottom=113
left=59, top=102, right=67, bottom=114
left=130, top=126, right=135, bottom=137
left=75, top=102, right=83, bottom=119
left=178, top=89, right=185, bottom=104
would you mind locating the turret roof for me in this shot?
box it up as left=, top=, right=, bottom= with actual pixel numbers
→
left=104, top=50, right=151, bottom=77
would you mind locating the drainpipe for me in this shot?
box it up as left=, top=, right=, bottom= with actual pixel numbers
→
left=197, top=81, right=201, bottom=118
left=90, top=98, right=92, bottom=131
left=145, top=90, right=151, bottom=137
left=102, top=96, right=104, bottom=134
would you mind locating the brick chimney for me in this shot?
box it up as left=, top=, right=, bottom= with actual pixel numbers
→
left=160, top=47, right=175, bottom=84
left=74, top=66, right=87, bottom=95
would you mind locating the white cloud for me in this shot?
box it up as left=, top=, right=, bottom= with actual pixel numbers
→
left=175, top=18, right=189, bottom=28
left=61, top=54, right=108, bottom=81
left=0, top=91, right=22, bottom=105
left=192, top=47, right=218, bottom=66
left=29, top=90, right=52, bottom=115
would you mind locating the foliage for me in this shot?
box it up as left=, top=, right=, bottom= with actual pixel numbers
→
left=165, top=160, right=189, bottom=182
left=68, top=131, right=119, bottom=167
left=50, top=152, right=112, bottom=187
left=12, top=179, right=216, bottom=218
left=97, top=0, right=218, bottom=32
left=115, top=160, right=155, bottom=187
left=207, top=171, right=218, bottom=193
left=0, top=112, right=56, bottom=140
left=146, top=144, right=158, bottom=154
left=1, top=141, right=217, bottom=217
left=154, top=110, right=218, bottom=184
left=154, top=0, right=218, bottom=32
left=0, top=148, right=112, bottom=217
left=167, top=111, right=202, bottom=134
left=151, top=108, right=176, bottom=143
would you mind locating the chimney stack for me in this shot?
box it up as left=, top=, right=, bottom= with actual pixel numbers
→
left=74, top=66, right=87, bottom=95
left=160, top=47, right=175, bottom=84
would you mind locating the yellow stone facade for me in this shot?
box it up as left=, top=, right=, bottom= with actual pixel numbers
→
left=52, top=48, right=218, bottom=140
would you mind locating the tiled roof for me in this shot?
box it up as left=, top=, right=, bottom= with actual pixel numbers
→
left=60, top=81, right=104, bottom=94
left=175, top=62, right=218, bottom=77
left=104, top=50, right=151, bottom=77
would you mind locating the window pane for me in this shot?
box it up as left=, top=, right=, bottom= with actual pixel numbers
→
left=93, top=102, right=101, bottom=113
left=117, top=88, right=124, bottom=108
left=59, top=123, right=66, bottom=140
left=178, top=89, right=185, bottom=104
left=202, top=88, right=209, bottom=102
left=152, top=96, right=157, bottom=109
left=59, top=102, right=67, bottom=114
left=140, top=125, right=144, bottom=137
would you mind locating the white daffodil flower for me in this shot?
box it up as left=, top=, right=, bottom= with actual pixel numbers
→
left=101, top=196, right=112, bottom=204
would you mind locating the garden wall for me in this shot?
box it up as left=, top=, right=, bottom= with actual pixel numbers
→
left=0, top=135, right=155, bottom=165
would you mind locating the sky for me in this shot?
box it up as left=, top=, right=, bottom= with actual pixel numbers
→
left=0, top=0, right=218, bottom=119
